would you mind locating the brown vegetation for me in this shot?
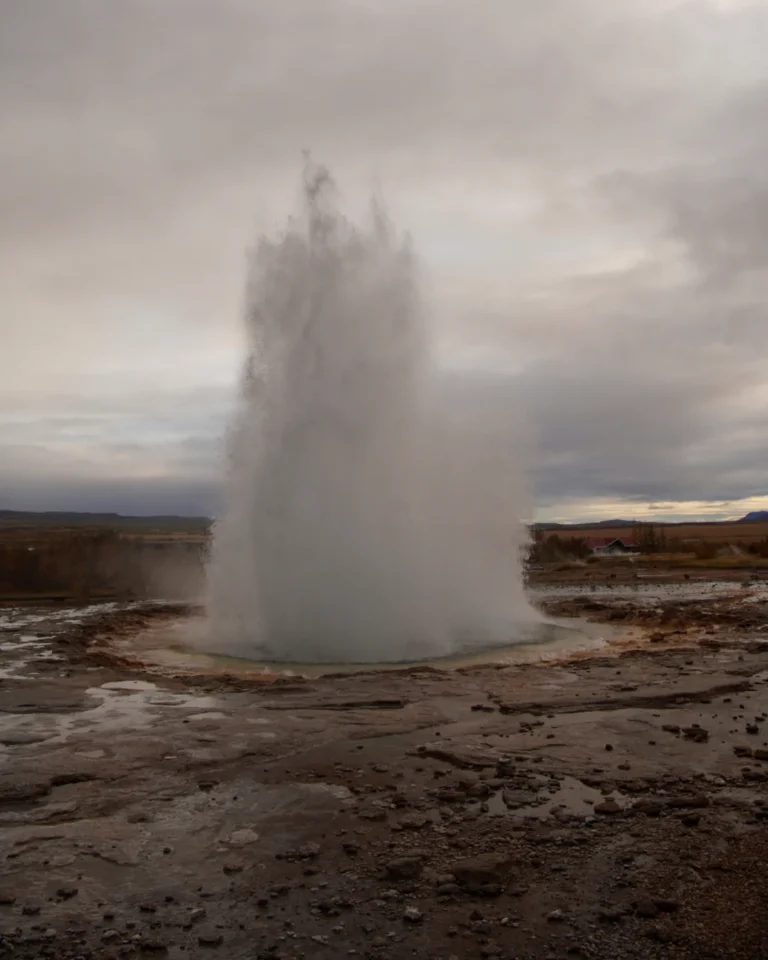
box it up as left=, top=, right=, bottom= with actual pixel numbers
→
left=534, top=521, right=768, bottom=565
left=0, top=526, right=205, bottom=603
left=3, top=514, right=767, bottom=603
left=529, top=531, right=591, bottom=563
left=540, top=520, right=768, bottom=546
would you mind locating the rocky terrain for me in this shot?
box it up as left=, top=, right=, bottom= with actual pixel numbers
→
left=1, top=577, right=768, bottom=960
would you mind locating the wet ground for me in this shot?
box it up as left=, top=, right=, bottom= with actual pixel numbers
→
left=106, top=609, right=633, bottom=678
left=1, top=578, right=768, bottom=959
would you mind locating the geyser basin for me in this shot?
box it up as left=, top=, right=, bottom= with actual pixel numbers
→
left=205, top=164, right=538, bottom=663
left=117, top=612, right=625, bottom=679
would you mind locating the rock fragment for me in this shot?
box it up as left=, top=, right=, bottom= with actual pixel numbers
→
left=385, top=857, right=423, bottom=881
left=594, top=799, right=621, bottom=815
left=198, top=929, right=224, bottom=947
left=451, top=854, right=513, bottom=895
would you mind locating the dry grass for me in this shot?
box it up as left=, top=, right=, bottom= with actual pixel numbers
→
left=0, top=526, right=206, bottom=548
left=673, top=555, right=768, bottom=569
left=541, top=521, right=767, bottom=544
left=0, top=525, right=206, bottom=602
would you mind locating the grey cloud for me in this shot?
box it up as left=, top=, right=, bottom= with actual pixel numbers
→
left=0, top=388, right=228, bottom=513
left=0, top=474, right=217, bottom=517
left=516, top=277, right=768, bottom=507
left=1, top=0, right=767, bottom=518
left=600, top=168, right=768, bottom=285
left=0, top=0, right=747, bottom=246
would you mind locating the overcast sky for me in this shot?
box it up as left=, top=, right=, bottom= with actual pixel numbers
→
left=2, top=0, right=767, bottom=523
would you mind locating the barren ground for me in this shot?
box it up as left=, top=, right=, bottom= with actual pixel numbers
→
left=1, top=566, right=768, bottom=960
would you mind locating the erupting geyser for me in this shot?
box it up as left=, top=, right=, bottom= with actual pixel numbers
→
left=206, top=165, right=538, bottom=663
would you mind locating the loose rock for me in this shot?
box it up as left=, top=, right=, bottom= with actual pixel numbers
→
left=635, top=898, right=660, bottom=918
left=385, top=857, right=423, bottom=881
left=198, top=929, right=224, bottom=947
left=594, top=799, right=621, bottom=815
left=451, top=854, right=513, bottom=894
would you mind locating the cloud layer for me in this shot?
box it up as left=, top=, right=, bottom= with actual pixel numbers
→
left=1, top=0, right=767, bottom=521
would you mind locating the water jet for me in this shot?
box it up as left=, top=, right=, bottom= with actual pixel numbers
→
left=205, top=165, right=538, bottom=663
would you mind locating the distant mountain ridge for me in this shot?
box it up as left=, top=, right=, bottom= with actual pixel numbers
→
left=535, top=511, right=768, bottom=529
left=1, top=508, right=765, bottom=532
left=534, top=518, right=639, bottom=530
left=0, top=510, right=211, bottom=531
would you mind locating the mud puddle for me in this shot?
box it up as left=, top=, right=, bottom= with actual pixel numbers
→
left=473, top=775, right=629, bottom=822
left=0, top=678, right=226, bottom=751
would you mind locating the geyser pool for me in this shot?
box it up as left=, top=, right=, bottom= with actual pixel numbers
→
left=205, top=165, right=538, bottom=663
left=126, top=614, right=620, bottom=679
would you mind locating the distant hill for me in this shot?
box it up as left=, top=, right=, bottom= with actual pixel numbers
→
left=0, top=510, right=211, bottom=533
left=533, top=518, right=637, bottom=531
left=535, top=514, right=768, bottom=531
